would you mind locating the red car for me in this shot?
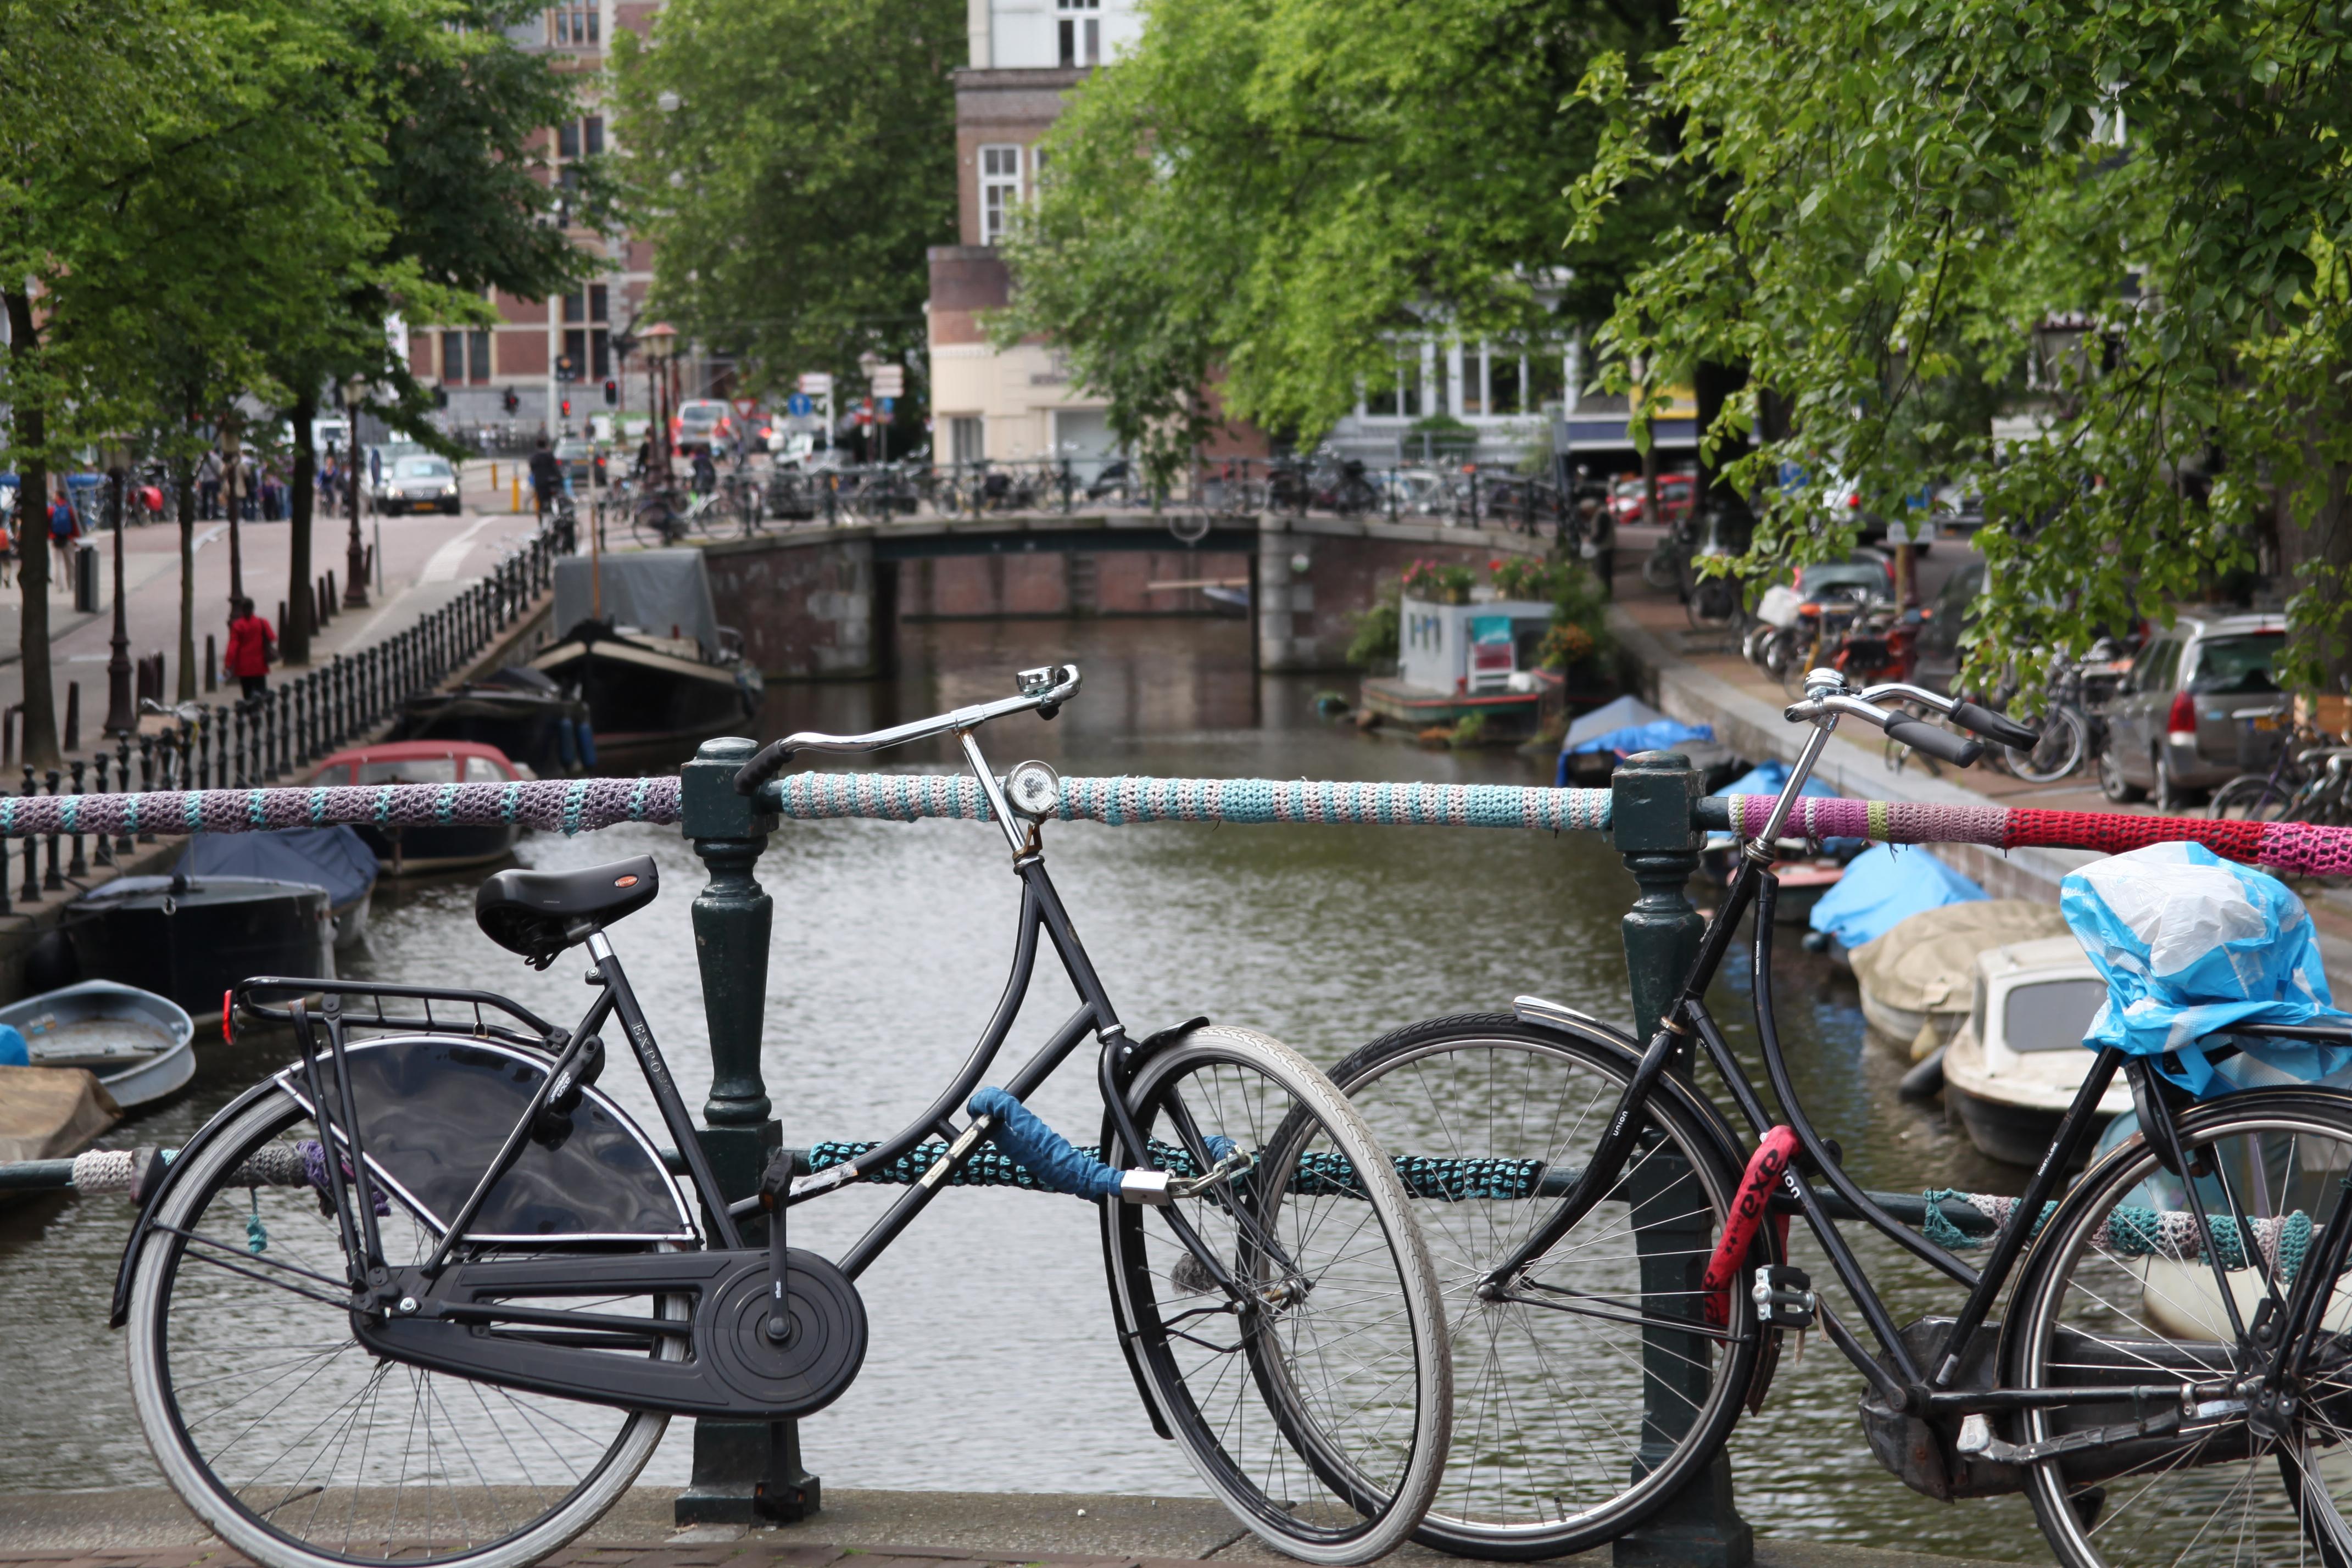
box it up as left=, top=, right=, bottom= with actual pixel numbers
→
left=1610, top=473, right=1697, bottom=526
left=303, top=740, right=526, bottom=876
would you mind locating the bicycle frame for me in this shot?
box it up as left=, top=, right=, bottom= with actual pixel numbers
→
left=1497, top=705, right=2352, bottom=1421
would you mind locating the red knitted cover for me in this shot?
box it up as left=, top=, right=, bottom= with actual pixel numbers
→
left=2002, top=810, right=2266, bottom=860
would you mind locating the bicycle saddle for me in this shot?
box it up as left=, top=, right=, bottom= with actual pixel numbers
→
left=476, top=855, right=659, bottom=968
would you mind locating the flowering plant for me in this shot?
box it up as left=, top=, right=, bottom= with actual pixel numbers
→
left=1401, top=559, right=1476, bottom=600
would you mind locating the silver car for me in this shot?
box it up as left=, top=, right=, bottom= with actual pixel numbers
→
left=372, top=453, right=463, bottom=516
left=2096, top=611, right=2288, bottom=809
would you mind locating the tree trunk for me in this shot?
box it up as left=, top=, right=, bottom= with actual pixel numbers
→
left=175, top=445, right=197, bottom=701
left=285, top=393, right=315, bottom=666
left=7, top=290, right=58, bottom=772
left=1693, top=360, right=1751, bottom=507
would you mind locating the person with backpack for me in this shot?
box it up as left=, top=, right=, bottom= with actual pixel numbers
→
left=223, top=596, right=276, bottom=699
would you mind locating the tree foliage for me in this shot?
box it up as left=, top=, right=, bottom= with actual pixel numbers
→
left=609, top=0, right=960, bottom=393
left=1570, top=0, right=2352, bottom=689
left=996, top=0, right=1672, bottom=480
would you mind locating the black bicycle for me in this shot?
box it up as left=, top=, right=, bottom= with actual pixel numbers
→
left=114, top=665, right=1450, bottom=1568
left=1327, top=670, right=2352, bottom=1567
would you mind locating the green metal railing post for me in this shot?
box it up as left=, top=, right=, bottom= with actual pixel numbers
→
left=1610, top=750, right=1753, bottom=1568
left=674, top=735, right=820, bottom=1526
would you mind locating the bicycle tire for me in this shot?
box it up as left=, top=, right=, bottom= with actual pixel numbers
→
left=2209, top=772, right=2297, bottom=822
left=630, top=507, right=675, bottom=549
left=2002, top=706, right=2089, bottom=784
left=126, top=1090, right=680, bottom=1568
left=1642, top=542, right=1681, bottom=592
left=1102, top=1024, right=1450, bottom=1565
left=2008, top=1088, right=2352, bottom=1567
left=1322, top=1014, right=1760, bottom=1560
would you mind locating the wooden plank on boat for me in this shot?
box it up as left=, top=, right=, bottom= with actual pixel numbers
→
left=0, top=1065, right=121, bottom=1163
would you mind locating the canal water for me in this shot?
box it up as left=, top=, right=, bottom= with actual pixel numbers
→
left=0, top=617, right=2050, bottom=1561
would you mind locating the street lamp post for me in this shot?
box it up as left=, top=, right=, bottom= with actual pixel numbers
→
left=344, top=380, right=370, bottom=609
left=101, top=441, right=134, bottom=736
left=642, top=321, right=679, bottom=488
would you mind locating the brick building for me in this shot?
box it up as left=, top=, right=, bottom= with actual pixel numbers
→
left=404, top=3, right=703, bottom=437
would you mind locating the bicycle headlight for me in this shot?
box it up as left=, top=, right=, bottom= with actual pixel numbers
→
left=1005, top=759, right=1061, bottom=819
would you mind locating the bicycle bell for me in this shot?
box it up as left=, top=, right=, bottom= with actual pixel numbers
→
left=1005, top=760, right=1062, bottom=819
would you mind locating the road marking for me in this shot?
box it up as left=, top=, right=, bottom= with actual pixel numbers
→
left=418, top=517, right=496, bottom=583
left=194, top=524, right=226, bottom=552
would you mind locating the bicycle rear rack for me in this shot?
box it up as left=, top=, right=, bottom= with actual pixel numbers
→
left=232, top=978, right=560, bottom=1051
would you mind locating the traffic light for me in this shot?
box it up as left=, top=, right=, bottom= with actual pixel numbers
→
left=432, top=385, right=449, bottom=409
left=560, top=398, right=572, bottom=417
left=501, top=387, right=519, bottom=414
left=602, top=379, right=618, bottom=406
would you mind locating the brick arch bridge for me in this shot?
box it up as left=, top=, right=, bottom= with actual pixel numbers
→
left=698, top=512, right=1550, bottom=678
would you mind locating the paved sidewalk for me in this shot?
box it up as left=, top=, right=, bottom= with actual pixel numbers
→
left=0, top=1489, right=2033, bottom=1568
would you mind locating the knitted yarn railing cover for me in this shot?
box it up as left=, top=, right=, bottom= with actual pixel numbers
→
left=8, top=769, right=2352, bottom=878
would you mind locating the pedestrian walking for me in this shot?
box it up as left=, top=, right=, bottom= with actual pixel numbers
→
left=48, top=486, right=77, bottom=578
left=197, top=448, right=221, bottom=520
left=527, top=436, right=565, bottom=521
left=0, top=506, right=16, bottom=590
left=223, top=596, right=276, bottom=699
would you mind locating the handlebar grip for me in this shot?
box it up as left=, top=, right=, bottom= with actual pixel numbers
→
left=1885, top=717, right=1984, bottom=768
left=732, top=738, right=795, bottom=796
left=1949, top=700, right=2041, bottom=751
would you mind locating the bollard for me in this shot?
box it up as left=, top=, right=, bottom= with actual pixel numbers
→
left=671, top=735, right=818, bottom=1526
left=42, top=769, right=62, bottom=890
left=1610, top=751, right=1752, bottom=1568
left=66, top=761, right=88, bottom=878
left=18, top=769, right=36, bottom=904
left=64, top=682, right=79, bottom=754
left=113, top=739, right=133, bottom=851
left=204, top=634, right=216, bottom=694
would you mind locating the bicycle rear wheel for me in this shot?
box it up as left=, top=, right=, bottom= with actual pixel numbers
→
left=2210, top=772, right=2298, bottom=823
left=2009, top=1089, right=2352, bottom=1567
left=2003, top=706, right=2089, bottom=784
left=1324, top=1013, right=1758, bottom=1559
left=126, top=1090, right=679, bottom=1568
left=1103, top=1024, right=1450, bottom=1564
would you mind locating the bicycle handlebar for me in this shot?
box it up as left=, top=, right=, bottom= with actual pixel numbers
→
left=733, top=663, right=1083, bottom=796
left=1947, top=699, right=2040, bottom=751
left=1787, top=685, right=1986, bottom=768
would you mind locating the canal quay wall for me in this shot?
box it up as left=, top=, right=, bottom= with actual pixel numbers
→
left=1608, top=604, right=2095, bottom=903
left=698, top=514, right=1548, bottom=679
left=0, top=572, right=553, bottom=1006
left=0, top=1488, right=2026, bottom=1568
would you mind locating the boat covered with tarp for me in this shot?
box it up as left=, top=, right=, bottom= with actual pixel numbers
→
left=531, top=551, right=761, bottom=771
left=180, top=825, right=378, bottom=946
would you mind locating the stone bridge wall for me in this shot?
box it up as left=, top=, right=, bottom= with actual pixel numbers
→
left=701, top=515, right=1544, bottom=679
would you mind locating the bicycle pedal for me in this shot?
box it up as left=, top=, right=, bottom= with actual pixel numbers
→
left=1752, top=1263, right=1816, bottom=1330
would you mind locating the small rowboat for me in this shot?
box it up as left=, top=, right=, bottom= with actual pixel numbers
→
left=0, top=981, right=194, bottom=1112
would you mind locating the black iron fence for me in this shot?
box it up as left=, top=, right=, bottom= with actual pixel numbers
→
left=0, top=524, right=561, bottom=916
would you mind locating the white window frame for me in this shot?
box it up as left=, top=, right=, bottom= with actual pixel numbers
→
left=979, top=144, right=1022, bottom=244
left=1057, top=0, right=1101, bottom=65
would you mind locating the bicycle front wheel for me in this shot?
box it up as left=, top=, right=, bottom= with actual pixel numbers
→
left=125, top=1090, right=678, bottom=1568
left=2010, top=1089, right=2352, bottom=1567
left=1325, top=1013, right=1759, bottom=1559
left=1104, top=1024, right=1450, bottom=1564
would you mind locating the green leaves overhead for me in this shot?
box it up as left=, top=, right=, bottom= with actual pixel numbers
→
left=609, top=0, right=961, bottom=392
left=999, top=0, right=1673, bottom=481
left=1578, top=0, right=2352, bottom=688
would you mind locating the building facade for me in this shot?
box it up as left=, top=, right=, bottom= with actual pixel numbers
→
left=403, top=2, right=688, bottom=439
left=927, top=0, right=1146, bottom=476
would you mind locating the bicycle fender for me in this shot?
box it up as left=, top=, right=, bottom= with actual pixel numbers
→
left=1092, top=1015, right=1208, bottom=1443
left=109, top=1075, right=295, bottom=1330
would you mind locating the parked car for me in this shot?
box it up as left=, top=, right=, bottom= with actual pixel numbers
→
left=2095, top=611, right=2288, bottom=810
left=554, top=438, right=599, bottom=492
left=673, top=399, right=734, bottom=457
left=371, top=453, right=462, bottom=515
left=1609, top=473, right=1697, bottom=527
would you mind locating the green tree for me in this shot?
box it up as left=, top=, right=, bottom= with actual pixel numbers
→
left=1569, top=0, right=2352, bottom=689
left=609, top=0, right=959, bottom=399
left=996, top=0, right=1673, bottom=482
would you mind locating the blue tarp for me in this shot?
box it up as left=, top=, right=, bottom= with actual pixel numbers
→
left=1808, top=842, right=1986, bottom=949
left=1554, top=695, right=1714, bottom=784
left=2061, top=841, right=2352, bottom=1096
left=1707, top=758, right=1846, bottom=849
left=179, top=825, right=377, bottom=908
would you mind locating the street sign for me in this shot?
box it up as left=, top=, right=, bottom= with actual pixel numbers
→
left=732, top=396, right=759, bottom=419
left=854, top=398, right=873, bottom=426
left=877, top=397, right=895, bottom=414
left=871, top=365, right=905, bottom=398
left=798, top=372, right=833, bottom=396
left=786, top=393, right=813, bottom=417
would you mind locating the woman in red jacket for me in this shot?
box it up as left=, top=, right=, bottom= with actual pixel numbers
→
left=223, top=597, right=275, bottom=699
